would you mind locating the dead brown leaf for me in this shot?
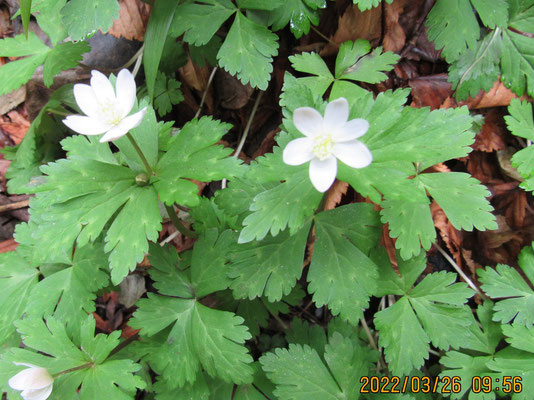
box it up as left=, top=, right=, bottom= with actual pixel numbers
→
left=473, top=109, right=507, bottom=152
left=0, top=238, right=17, bottom=253
left=324, top=181, right=349, bottom=210
left=0, top=109, right=30, bottom=144
left=383, top=0, right=408, bottom=52
left=410, top=75, right=519, bottom=110
left=179, top=59, right=213, bottom=112
left=320, top=5, right=382, bottom=56
left=108, top=0, right=150, bottom=41
left=431, top=201, right=463, bottom=268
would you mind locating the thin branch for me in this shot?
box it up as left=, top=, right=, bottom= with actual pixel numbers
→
left=222, top=90, right=264, bottom=189
left=193, top=67, right=218, bottom=120
left=434, top=243, right=488, bottom=299
left=0, top=199, right=29, bottom=213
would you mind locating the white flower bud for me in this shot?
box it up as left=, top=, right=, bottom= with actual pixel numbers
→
left=8, top=363, right=54, bottom=400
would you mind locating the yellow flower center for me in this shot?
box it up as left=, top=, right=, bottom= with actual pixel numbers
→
left=312, top=134, right=334, bottom=160
left=100, top=100, right=122, bottom=126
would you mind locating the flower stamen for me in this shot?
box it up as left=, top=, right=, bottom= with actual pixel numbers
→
left=312, top=134, right=334, bottom=160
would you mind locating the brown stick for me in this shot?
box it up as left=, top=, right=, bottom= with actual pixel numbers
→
left=0, top=199, right=29, bottom=213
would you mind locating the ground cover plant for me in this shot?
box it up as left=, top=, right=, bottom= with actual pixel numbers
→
left=0, top=0, right=533, bottom=399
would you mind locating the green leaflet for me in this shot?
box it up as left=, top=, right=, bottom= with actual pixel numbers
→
left=0, top=32, right=89, bottom=95
left=353, top=0, right=393, bottom=11
left=0, top=252, right=38, bottom=346
left=0, top=316, right=145, bottom=399
left=155, top=116, right=243, bottom=207
left=478, top=245, right=534, bottom=327
left=289, top=39, right=398, bottom=97
left=374, top=253, right=474, bottom=376
left=308, top=203, right=381, bottom=324
left=60, top=0, right=120, bottom=41
left=426, top=0, right=480, bottom=62
left=439, top=301, right=503, bottom=400
left=267, top=0, right=323, bottom=38
left=154, top=72, right=184, bottom=117
left=130, top=233, right=254, bottom=387
left=261, top=332, right=370, bottom=399
left=25, top=242, right=109, bottom=338
left=228, top=223, right=310, bottom=302
left=217, top=11, right=279, bottom=90
left=505, top=99, right=534, bottom=191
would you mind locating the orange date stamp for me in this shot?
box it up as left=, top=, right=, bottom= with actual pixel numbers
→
left=360, top=376, right=523, bottom=394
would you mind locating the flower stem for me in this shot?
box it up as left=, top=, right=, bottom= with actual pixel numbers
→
left=126, top=132, right=153, bottom=176
left=165, top=204, right=198, bottom=239
left=53, top=362, right=93, bottom=378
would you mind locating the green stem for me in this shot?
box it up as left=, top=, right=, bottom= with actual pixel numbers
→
left=126, top=132, right=153, bottom=176
left=165, top=204, right=198, bottom=238
left=53, top=362, right=93, bottom=378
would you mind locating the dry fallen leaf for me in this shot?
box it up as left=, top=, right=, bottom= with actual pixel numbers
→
left=108, top=0, right=150, bottom=41
left=383, top=0, right=408, bottom=52
left=324, top=181, right=349, bottom=210
left=0, top=109, right=30, bottom=144
left=473, top=109, right=507, bottom=153
left=321, top=5, right=382, bottom=56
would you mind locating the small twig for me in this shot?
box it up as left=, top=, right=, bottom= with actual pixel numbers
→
left=108, top=333, right=140, bottom=358
left=0, top=199, right=29, bottom=213
left=434, top=243, right=488, bottom=299
left=193, top=67, right=218, bottom=120
left=165, top=204, right=198, bottom=239
left=310, top=26, right=336, bottom=46
left=221, top=90, right=264, bottom=189
left=124, top=44, right=145, bottom=71
left=160, top=230, right=181, bottom=246
left=132, top=47, right=144, bottom=79
left=261, top=298, right=288, bottom=330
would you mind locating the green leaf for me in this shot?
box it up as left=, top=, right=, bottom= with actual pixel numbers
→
left=286, top=318, right=327, bottom=357
left=426, top=0, right=480, bottom=62
left=448, top=29, right=502, bottom=100
left=338, top=43, right=399, bottom=84
left=154, top=72, right=184, bottom=117
left=31, top=0, right=68, bottom=45
left=155, top=116, right=243, bottom=207
left=374, top=254, right=474, bottom=375
left=131, top=295, right=253, bottom=388
left=25, top=242, right=109, bottom=336
left=217, top=11, right=279, bottom=90
left=353, top=0, right=393, bottom=11
left=143, top=0, right=180, bottom=102
left=27, top=139, right=162, bottom=284
left=238, top=169, right=321, bottom=243
left=20, top=0, right=32, bottom=38
left=509, top=0, right=534, bottom=33
left=487, top=346, right=533, bottom=400
left=470, top=0, right=508, bottom=28
left=501, top=28, right=534, bottom=97
left=228, top=223, right=309, bottom=302
left=267, top=0, right=321, bottom=38
left=417, top=172, right=496, bottom=231
left=289, top=52, right=334, bottom=96
left=170, top=0, right=236, bottom=45
left=0, top=252, right=38, bottom=345
left=236, top=0, right=284, bottom=10
left=440, top=353, right=495, bottom=400
left=0, top=316, right=144, bottom=399
left=478, top=245, right=534, bottom=327
left=42, top=41, right=91, bottom=87
left=4, top=85, right=74, bottom=193
left=261, top=332, right=369, bottom=399
left=61, top=0, right=120, bottom=41
left=506, top=98, right=534, bottom=140
left=308, top=203, right=381, bottom=324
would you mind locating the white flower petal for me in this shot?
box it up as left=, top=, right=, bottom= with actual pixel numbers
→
left=283, top=137, right=314, bottom=165
left=309, top=156, right=337, bottom=192
left=115, top=69, right=137, bottom=118
left=63, top=115, right=111, bottom=136
left=333, top=118, right=370, bottom=142
left=333, top=140, right=373, bottom=168
left=73, top=84, right=101, bottom=119
left=323, top=98, right=349, bottom=132
left=90, top=70, right=116, bottom=105
left=21, top=384, right=53, bottom=400
left=293, top=107, right=324, bottom=137
left=9, top=367, right=53, bottom=390
left=99, top=108, right=146, bottom=142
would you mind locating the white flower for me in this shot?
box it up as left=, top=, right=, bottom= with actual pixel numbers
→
left=63, top=69, right=147, bottom=143
left=282, top=97, right=372, bottom=192
left=8, top=363, right=54, bottom=400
